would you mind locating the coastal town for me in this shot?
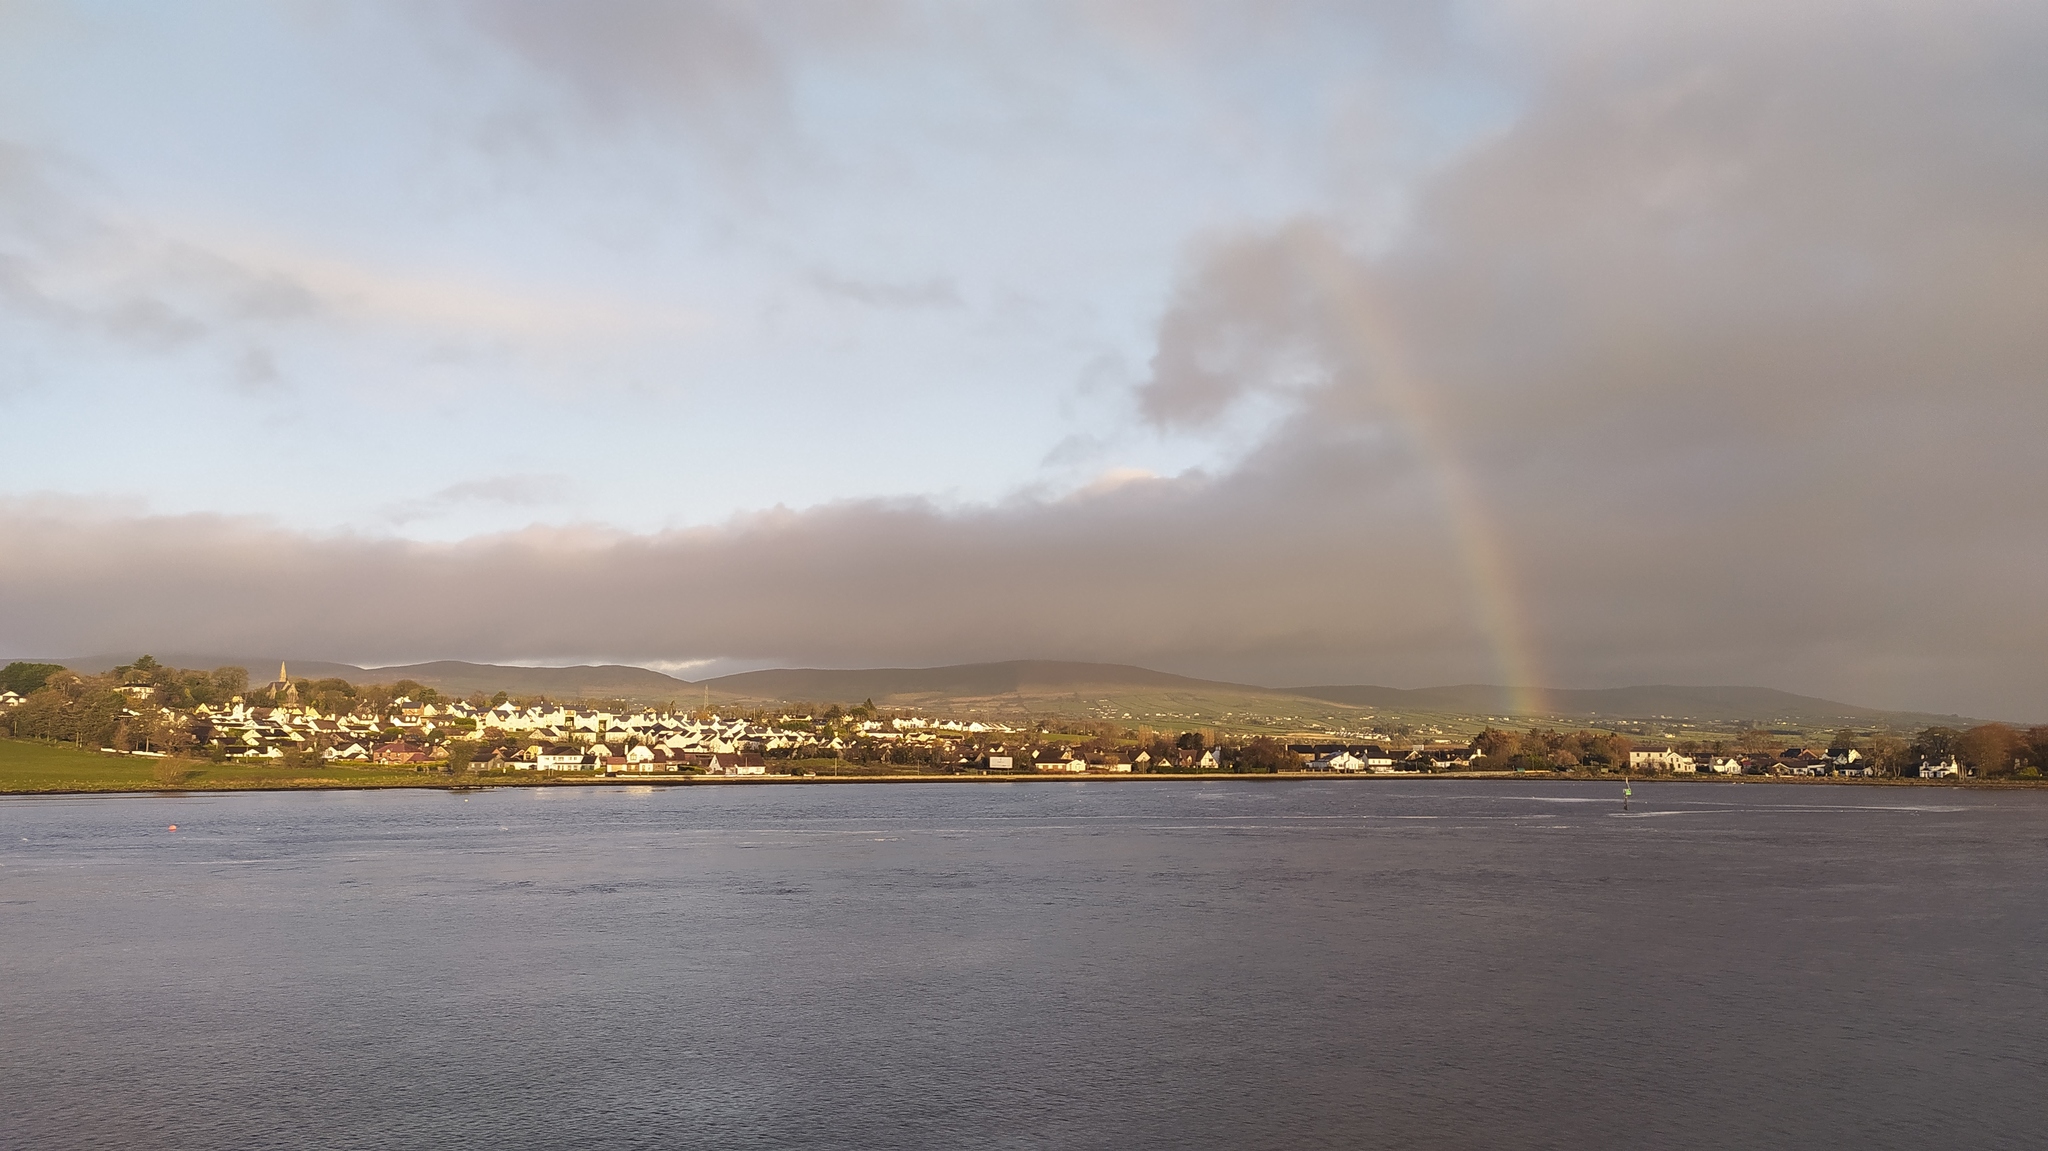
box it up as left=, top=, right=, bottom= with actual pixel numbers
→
left=2, top=657, right=2031, bottom=781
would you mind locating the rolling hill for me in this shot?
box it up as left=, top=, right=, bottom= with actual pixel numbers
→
left=695, top=660, right=1313, bottom=727
left=22, top=654, right=1977, bottom=730
left=35, top=654, right=698, bottom=703
left=44, top=653, right=370, bottom=681
left=347, top=661, right=696, bottom=701
left=1284, top=684, right=1972, bottom=728
left=700, top=660, right=1270, bottom=702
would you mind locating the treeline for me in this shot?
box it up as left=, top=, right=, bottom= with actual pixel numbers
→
left=2, top=662, right=198, bottom=752
left=1731, top=724, right=2048, bottom=777
left=821, top=725, right=1298, bottom=772
left=256, top=676, right=466, bottom=715
left=105, top=656, right=248, bottom=707
left=1479, top=721, right=2048, bottom=778
left=1904, top=724, right=2048, bottom=778
left=0, top=657, right=490, bottom=753
left=0, top=662, right=67, bottom=696
left=1473, top=728, right=1633, bottom=771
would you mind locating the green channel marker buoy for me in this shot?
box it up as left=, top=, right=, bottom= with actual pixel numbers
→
left=1623, top=781, right=1632, bottom=812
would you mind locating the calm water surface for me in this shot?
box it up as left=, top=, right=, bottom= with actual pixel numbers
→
left=4, top=780, right=2045, bottom=1149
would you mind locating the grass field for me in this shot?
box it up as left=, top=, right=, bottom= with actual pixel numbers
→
left=0, top=739, right=530, bottom=794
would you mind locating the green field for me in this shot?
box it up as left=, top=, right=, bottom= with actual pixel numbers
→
left=0, top=739, right=527, bottom=794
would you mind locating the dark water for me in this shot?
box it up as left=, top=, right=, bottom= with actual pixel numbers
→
left=4, top=780, right=2046, bottom=1149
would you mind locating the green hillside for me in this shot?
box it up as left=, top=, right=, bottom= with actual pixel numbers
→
left=1287, top=683, right=1973, bottom=729
left=352, top=661, right=695, bottom=700
left=0, top=739, right=526, bottom=794
left=20, top=654, right=1981, bottom=732
left=35, top=654, right=700, bottom=702
left=703, top=660, right=1272, bottom=702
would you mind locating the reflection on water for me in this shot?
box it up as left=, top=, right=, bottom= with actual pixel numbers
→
left=4, top=781, right=2046, bottom=1149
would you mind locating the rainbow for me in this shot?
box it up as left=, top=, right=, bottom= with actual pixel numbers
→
left=1293, top=233, right=1549, bottom=717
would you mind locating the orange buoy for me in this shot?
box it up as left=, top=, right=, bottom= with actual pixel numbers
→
left=167, top=824, right=177, bottom=831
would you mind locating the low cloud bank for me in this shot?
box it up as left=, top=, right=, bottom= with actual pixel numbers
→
left=0, top=465, right=1478, bottom=689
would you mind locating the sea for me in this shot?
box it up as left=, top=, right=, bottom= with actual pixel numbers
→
left=4, top=779, right=2045, bottom=1149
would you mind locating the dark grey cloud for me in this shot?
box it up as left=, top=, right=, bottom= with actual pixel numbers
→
left=1134, top=2, right=2048, bottom=716
left=467, top=0, right=788, bottom=124
left=1139, top=221, right=1350, bottom=429
left=0, top=141, right=198, bottom=344
left=0, top=466, right=1479, bottom=691
left=0, top=140, right=313, bottom=370
left=456, top=0, right=896, bottom=163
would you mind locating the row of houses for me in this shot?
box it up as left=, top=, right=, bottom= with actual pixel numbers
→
left=507, top=744, right=770, bottom=776
left=2, top=686, right=1977, bottom=780
left=179, top=695, right=888, bottom=763
left=0, top=686, right=850, bottom=765
left=0, top=676, right=1020, bottom=767
left=1291, top=744, right=1475, bottom=772
left=984, top=743, right=1474, bottom=774
left=1010, top=739, right=1970, bottom=778
left=473, top=702, right=1009, bottom=738
left=1630, top=744, right=1963, bottom=779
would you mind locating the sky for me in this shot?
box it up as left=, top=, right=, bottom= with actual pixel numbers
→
left=1, top=1, right=2043, bottom=718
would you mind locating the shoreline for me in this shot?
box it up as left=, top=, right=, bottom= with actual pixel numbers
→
left=0, top=770, right=2016, bottom=798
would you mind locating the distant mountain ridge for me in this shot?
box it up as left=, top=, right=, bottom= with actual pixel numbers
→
left=701, top=660, right=1266, bottom=702
left=351, top=661, right=695, bottom=700
left=1285, top=683, right=1971, bottom=726
left=21, top=654, right=1979, bottom=727
left=34, top=654, right=697, bottom=702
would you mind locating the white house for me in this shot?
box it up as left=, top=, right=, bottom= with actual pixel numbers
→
left=536, top=747, right=588, bottom=771
left=1629, top=746, right=1689, bottom=772
left=708, top=753, right=766, bottom=776
left=1918, top=756, right=1962, bottom=779
left=1310, top=751, right=1367, bottom=773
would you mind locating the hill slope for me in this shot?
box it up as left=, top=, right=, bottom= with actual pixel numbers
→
left=42, top=653, right=368, bottom=680
left=702, top=660, right=1272, bottom=703
left=24, top=654, right=1976, bottom=728
left=1287, top=683, right=1971, bottom=728
left=34, top=654, right=695, bottom=701
left=353, top=661, right=695, bottom=700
